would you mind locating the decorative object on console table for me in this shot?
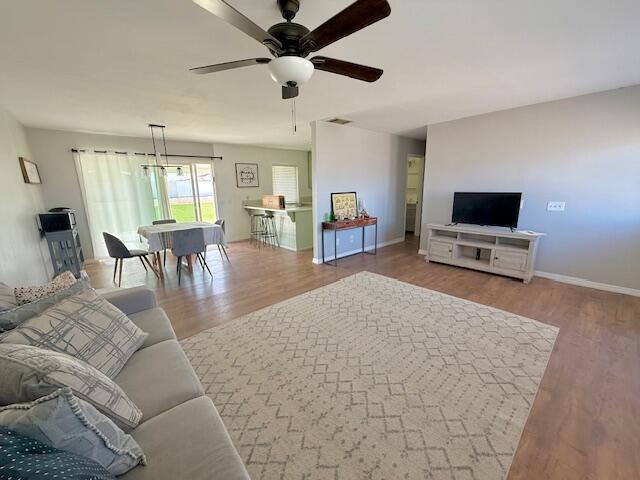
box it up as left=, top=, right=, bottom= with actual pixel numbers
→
left=18, top=157, right=42, bottom=184
left=262, top=195, right=285, bottom=209
left=235, top=163, right=259, bottom=188
left=321, top=217, right=378, bottom=266
left=424, top=223, right=545, bottom=283
left=331, top=192, right=358, bottom=219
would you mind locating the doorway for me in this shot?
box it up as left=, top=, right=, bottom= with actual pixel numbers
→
left=405, top=155, right=425, bottom=236
left=151, top=159, right=218, bottom=223
left=163, top=160, right=219, bottom=223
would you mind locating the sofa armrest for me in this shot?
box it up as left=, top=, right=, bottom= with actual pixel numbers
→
left=99, top=286, right=158, bottom=315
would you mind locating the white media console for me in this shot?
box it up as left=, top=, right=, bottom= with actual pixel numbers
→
left=425, top=223, right=545, bottom=283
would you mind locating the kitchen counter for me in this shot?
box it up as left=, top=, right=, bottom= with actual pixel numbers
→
left=243, top=202, right=312, bottom=213
left=243, top=202, right=312, bottom=251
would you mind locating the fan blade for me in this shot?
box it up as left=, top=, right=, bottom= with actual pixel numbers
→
left=301, top=0, right=391, bottom=55
left=310, top=56, right=383, bottom=82
left=192, top=0, right=283, bottom=53
left=190, top=58, right=271, bottom=75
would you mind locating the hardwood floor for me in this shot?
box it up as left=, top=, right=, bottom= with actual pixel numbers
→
left=85, top=235, right=640, bottom=480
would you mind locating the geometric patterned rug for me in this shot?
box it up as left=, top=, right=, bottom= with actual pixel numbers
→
left=182, top=271, right=559, bottom=480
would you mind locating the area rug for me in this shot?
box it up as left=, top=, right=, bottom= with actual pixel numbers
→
left=182, top=271, right=559, bottom=480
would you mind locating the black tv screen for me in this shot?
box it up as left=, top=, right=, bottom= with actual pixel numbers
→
left=452, top=192, right=522, bottom=228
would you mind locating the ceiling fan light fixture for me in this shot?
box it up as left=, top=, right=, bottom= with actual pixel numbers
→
left=268, top=56, right=314, bottom=86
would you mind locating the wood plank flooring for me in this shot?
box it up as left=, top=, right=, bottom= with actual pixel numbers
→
left=84, top=235, right=640, bottom=480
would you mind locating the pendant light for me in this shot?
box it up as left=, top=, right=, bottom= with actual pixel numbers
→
left=140, top=124, right=183, bottom=177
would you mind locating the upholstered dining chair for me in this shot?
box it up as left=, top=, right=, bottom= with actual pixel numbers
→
left=103, top=232, right=158, bottom=287
left=171, top=228, right=212, bottom=285
left=152, top=219, right=177, bottom=267
left=214, top=219, right=230, bottom=262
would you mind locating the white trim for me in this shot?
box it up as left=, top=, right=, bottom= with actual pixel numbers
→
left=534, top=271, right=640, bottom=297
left=416, top=249, right=639, bottom=297
left=312, top=237, right=405, bottom=264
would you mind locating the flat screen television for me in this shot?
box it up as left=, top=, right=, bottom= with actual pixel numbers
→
left=452, top=192, right=522, bottom=228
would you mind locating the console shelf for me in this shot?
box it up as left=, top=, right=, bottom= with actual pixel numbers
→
left=424, top=223, right=545, bottom=283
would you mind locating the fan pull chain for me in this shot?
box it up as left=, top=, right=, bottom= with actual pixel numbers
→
left=291, top=98, right=297, bottom=135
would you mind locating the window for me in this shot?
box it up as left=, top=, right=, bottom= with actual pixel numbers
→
left=272, top=165, right=299, bottom=204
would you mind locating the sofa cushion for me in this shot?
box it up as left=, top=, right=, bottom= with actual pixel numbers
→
left=1, top=289, right=147, bottom=378
left=14, top=271, right=77, bottom=305
left=121, top=396, right=250, bottom=480
left=0, top=344, right=142, bottom=430
left=0, top=387, right=146, bottom=476
left=0, top=282, right=17, bottom=312
left=0, top=426, right=116, bottom=480
left=114, top=340, right=203, bottom=421
left=128, top=308, right=176, bottom=349
left=0, top=279, right=90, bottom=332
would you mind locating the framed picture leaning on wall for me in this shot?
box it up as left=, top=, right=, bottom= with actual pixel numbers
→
left=331, top=192, right=358, bottom=219
left=235, top=163, right=259, bottom=188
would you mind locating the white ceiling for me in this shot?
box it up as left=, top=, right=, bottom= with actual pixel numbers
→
left=1, top=0, right=639, bottom=149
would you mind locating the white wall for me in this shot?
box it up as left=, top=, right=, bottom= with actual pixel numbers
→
left=26, top=128, right=310, bottom=258
left=0, top=108, right=49, bottom=285
left=420, top=85, right=640, bottom=291
left=312, top=121, right=425, bottom=262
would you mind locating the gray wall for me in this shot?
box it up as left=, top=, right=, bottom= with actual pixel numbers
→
left=26, top=128, right=310, bottom=259
left=0, top=108, right=49, bottom=285
left=420, top=85, right=640, bottom=290
left=312, top=121, right=425, bottom=262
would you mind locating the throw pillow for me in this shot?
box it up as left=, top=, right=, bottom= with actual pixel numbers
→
left=0, top=279, right=90, bottom=333
left=1, top=288, right=147, bottom=378
left=0, top=282, right=17, bottom=312
left=0, top=426, right=116, bottom=480
left=0, top=387, right=146, bottom=476
left=14, top=271, right=78, bottom=305
left=0, top=344, right=143, bottom=430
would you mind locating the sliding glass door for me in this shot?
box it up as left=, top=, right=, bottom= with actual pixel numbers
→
left=76, top=152, right=219, bottom=258
left=165, top=161, right=218, bottom=223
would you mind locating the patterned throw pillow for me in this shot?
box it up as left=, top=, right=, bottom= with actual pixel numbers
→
left=0, top=288, right=147, bottom=378
left=0, top=387, right=146, bottom=476
left=0, top=344, right=143, bottom=429
left=0, top=279, right=90, bottom=333
left=0, top=282, right=17, bottom=312
left=14, top=271, right=78, bottom=305
left=0, top=426, right=116, bottom=480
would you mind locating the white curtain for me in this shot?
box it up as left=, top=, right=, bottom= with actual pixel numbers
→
left=75, top=151, right=156, bottom=259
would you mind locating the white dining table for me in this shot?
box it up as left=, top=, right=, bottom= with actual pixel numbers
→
left=137, top=221, right=227, bottom=278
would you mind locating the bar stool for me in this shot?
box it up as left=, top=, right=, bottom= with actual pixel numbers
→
left=250, top=214, right=266, bottom=248
left=261, top=214, right=280, bottom=248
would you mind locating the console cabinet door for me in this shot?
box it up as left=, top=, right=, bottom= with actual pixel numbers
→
left=493, top=250, right=528, bottom=272
left=429, top=240, right=453, bottom=260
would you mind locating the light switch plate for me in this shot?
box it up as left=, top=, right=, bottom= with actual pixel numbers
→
left=547, top=201, right=566, bottom=212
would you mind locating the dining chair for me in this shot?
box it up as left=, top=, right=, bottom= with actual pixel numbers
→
left=214, top=219, right=230, bottom=262
left=171, top=228, right=212, bottom=285
left=152, top=219, right=177, bottom=267
left=103, top=232, right=158, bottom=287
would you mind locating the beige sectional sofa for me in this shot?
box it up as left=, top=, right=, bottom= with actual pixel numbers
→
left=100, top=286, right=250, bottom=480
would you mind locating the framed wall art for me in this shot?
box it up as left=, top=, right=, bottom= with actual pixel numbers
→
left=19, top=157, right=42, bottom=184
left=235, top=163, right=259, bottom=188
left=331, top=192, right=358, bottom=219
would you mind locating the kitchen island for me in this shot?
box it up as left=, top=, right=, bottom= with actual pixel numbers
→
left=243, top=201, right=312, bottom=251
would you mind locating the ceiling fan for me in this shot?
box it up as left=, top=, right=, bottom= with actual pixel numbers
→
left=190, top=0, right=391, bottom=99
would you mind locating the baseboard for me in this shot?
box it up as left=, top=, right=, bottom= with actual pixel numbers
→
left=534, top=271, right=640, bottom=297
left=416, top=250, right=638, bottom=297
left=312, top=237, right=405, bottom=264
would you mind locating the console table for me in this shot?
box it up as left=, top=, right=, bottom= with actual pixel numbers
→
left=425, top=223, right=545, bottom=283
left=321, top=217, right=378, bottom=266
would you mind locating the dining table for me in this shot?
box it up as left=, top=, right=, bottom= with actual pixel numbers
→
left=137, top=221, right=227, bottom=279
